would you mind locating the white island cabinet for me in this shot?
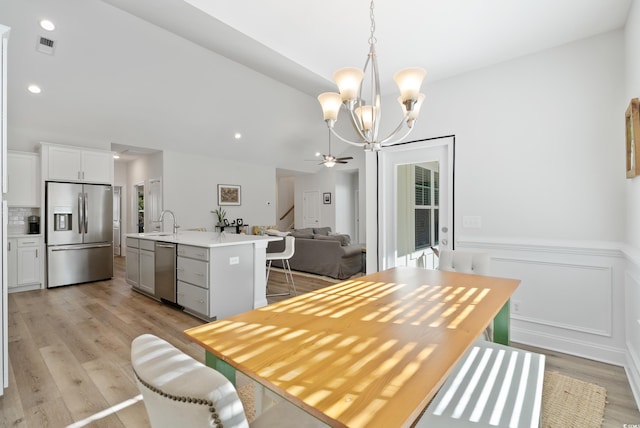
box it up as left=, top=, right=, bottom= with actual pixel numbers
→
left=125, top=231, right=280, bottom=321
left=177, top=243, right=254, bottom=320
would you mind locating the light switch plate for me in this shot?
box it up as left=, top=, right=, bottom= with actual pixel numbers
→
left=462, top=216, right=482, bottom=229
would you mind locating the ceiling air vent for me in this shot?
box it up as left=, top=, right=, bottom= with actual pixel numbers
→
left=36, top=36, right=56, bottom=55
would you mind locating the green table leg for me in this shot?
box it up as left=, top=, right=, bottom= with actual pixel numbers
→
left=493, top=299, right=510, bottom=345
left=206, top=350, right=236, bottom=386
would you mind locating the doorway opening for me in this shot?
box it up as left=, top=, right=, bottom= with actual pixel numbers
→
left=135, top=183, right=144, bottom=233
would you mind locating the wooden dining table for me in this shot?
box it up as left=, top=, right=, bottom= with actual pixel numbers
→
left=184, top=266, right=520, bottom=428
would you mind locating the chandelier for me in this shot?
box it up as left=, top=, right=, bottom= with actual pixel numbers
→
left=317, top=0, right=426, bottom=152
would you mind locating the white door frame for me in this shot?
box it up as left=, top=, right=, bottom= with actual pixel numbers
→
left=376, top=136, right=455, bottom=271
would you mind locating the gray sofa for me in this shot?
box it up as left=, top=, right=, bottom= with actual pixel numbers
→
left=267, top=227, right=362, bottom=280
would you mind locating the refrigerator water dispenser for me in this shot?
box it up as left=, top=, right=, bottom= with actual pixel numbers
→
left=54, top=211, right=72, bottom=231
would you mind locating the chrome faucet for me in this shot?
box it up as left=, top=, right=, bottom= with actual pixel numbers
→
left=159, top=210, right=179, bottom=234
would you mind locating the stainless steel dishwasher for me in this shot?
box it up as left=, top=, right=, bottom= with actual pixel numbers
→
left=155, top=241, right=181, bottom=307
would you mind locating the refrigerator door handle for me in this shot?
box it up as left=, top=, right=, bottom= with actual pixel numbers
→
left=78, top=193, right=84, bottom=234
left=50, top=243, right=112, bottom=251
left=84, top=192, right=89, bottom=232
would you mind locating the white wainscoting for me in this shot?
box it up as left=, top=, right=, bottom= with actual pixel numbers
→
left=456, top=238, right=626, bottom=365
left=622, top=245, right=640, bottom=411
left=458, top=237, right=640, bottom=409
left=493, top=257, right=613, bottom=337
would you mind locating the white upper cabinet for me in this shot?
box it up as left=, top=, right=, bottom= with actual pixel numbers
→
left=7, top=152, right=40, bottom=207
left=42, top=143, right=113, bottom=184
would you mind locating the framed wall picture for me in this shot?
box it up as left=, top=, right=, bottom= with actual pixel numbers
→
left=218, top=184, right=241, bottom=205
left=626, top=98, right=640, bottom=179
left=323, top=192, right=331, bottom=204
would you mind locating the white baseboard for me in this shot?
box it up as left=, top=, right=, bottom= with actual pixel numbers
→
left=626, top=343, right=640, bottom=411
left=512, top=326, right=627, bottom=367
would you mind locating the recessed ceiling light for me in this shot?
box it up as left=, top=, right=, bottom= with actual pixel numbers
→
left=27, top=84, right=41, bottom=94
left=234, top=132, right=242, bottom=140
left=113, top=154, right=120, bottom=159
left=40, top=20, right=55, bottom=31
left=315, top=152, right=321, bottom=157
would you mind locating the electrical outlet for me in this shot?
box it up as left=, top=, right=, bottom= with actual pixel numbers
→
left=229, top=256, right=239, bottom=265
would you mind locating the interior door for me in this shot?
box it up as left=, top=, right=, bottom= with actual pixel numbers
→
left=378, top=136, right=454, bottom=270
left=302, top=190, right=320, bottom=229
left=146, top=178, right=162, bottom=232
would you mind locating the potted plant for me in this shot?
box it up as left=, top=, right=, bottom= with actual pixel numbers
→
left=211, top=206, right=227, bottom=226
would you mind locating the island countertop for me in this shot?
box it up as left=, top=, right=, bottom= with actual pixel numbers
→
left=126, top=231, right=281, bottom=248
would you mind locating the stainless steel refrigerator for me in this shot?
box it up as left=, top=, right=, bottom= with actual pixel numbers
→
left=46, top=182, right=113, bottom=288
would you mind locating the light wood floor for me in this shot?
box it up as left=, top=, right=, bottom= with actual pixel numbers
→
left=0, top=258, right=638, bottom=427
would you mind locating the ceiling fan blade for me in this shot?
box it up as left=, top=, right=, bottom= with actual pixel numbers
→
left=336, top=160, right=349, bottom=164
left=336, top=157, right=353, bottom=161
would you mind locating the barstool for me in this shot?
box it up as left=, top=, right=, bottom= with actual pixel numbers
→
left=266, top=236, right=297, bottom=297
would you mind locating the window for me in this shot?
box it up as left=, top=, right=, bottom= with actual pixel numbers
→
left=414, top=166, right=439, bottom=250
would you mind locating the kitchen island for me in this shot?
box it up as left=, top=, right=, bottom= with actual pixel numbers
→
left=125, top=231, right=280, bottom=321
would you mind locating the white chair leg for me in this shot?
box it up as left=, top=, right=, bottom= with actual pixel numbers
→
left=285, top=259, right=297, bottom=296
left=266, top=259, right=292, bottom=298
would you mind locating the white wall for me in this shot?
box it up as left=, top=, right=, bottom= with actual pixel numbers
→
left=162, top=151, right=276, bottom=232
left=416, top=31, right=626, bottom=243
left=624, top=0, right=640, bottom=409
left=335, top=171, right=356, bottom=238
left=114, top=160, right=128, bottom=251
left=369, top=30, right=631, bottom=368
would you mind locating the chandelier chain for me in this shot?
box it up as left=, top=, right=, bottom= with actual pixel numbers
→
left=368, top=0, right=376, bottom=45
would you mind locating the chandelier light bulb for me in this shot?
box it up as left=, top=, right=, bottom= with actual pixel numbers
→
left=394, top=67, right=427, bottom=102
left=355, top=105, right=376, bottom=132
left=333, top=67, right=364, bottom=102
left=399, top=93, right=426, bottom=120
left=317, top=92, right=342, bottom=123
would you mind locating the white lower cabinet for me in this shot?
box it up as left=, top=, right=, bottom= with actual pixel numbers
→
left=177, top=244, right=209, bottom=318
left=8, top=237, right=43, bottom=292
left=177, top=281, right=209, bottom=316
left=138, top=240, right=155, bottom=296
left=126, top=238, right=140, bottom=288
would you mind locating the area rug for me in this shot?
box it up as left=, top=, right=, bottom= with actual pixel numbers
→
left=542, top=371, right=606, bottom=428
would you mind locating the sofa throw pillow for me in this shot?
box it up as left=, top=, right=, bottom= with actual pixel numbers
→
left=293, top=227, right=314, bottom=235
left=291, top=227, right=314, bottom=239
left=313, top=227, right=332, bottom=236
left=315, top=234, right=351, bottom=246
left=266, top=229, right=290, bottom=237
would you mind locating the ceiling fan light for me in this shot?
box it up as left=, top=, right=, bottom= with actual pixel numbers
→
left=318, top=92, right=342, bottom=123
left=333, top=67, right=364, bottom=102
left=394, top=67, right=426, bottom=102
left=355, top=105, right=376, bottom=132
left=324, top=159, right=336, bottom=167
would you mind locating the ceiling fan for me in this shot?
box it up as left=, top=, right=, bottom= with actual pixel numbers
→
left=315, top=130, right=353, bottom=168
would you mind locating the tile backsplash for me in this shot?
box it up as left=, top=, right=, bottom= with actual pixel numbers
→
left=8, top=207, right=40, bottom=235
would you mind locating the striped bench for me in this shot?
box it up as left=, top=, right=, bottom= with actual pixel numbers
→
left=416, top=340, right=546, bottom=428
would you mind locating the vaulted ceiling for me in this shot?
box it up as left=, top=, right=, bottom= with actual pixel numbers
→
left=0, top=0, right=632, bottom=171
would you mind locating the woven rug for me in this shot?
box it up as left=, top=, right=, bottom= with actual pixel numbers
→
left=542, top=371, right=607, bottom=428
